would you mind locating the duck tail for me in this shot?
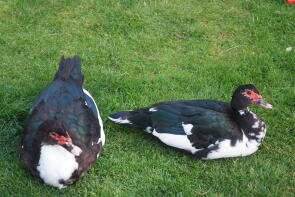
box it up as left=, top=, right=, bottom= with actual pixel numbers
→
left=108, top=108, right=153, bottom=132
left=54, top=56, right=84, bottom=86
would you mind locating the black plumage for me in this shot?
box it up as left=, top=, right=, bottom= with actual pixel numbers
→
left=21, top=56, right=104, bottom=188
left=109, top=84, right=272, bottom=159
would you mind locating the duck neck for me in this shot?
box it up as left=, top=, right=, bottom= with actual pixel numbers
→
left=231, top=107, right=266, bottom=142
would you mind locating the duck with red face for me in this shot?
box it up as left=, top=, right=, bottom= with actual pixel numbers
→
left=109, top=84, right=272, bottom=160
left=21, top=56, right=105, bottom=188
left=49, top=131, right=82, bottom=156
left=242, top=89, right=272, bottom=109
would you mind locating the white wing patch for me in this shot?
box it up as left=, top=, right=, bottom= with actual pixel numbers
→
left=182, top=123, right=194, bottom=135
left=149, top=107, right=157, bottom=112
left=37, top=144, right=79, bottom=189
left=83, top=89, right=105, bottom=147
left=152, top=129, right=199, bottom=154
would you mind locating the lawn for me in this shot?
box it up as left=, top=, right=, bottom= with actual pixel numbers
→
left=0, top=0, right=294, bottom=196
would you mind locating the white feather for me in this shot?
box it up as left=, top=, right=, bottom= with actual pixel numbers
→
left=182, top=123, right=194, bottom=135
left=37, top=145, right=79, bottom=189
left=96, top=138, right=102, bottom=144
left=238, top=110, right=245, bottom=115
left=205, top=131, right=260, bottom=160
left=145, top=126, right=153, bottom=133
left=149, top=107, right=157, bottom=112
left=108, top=116, right=131, bottom=124
left=252, top=121, right=259, bottom=128
left=256, top=126, right=266, bottom=142
left=83, top=89, right=105, bottom=147
left=152, top=129, right=199, bottom=154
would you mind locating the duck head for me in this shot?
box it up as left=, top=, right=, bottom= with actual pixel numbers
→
left=231, top=84, right=273, bottom=111
left=38, top=120, right=82, bottom=157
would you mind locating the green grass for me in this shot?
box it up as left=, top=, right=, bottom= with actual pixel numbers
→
left=0, top=0, right=294, bottom=196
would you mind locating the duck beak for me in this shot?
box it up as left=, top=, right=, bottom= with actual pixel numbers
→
left=63, top=143, right=82, bottom=156
left=256, top=99, right=273, bottom=109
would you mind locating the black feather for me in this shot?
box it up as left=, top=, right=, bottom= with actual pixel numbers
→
left=108, top=84, right=271, bottom=159
left=54, top=56, right=83, bottom=86
left=21, top=56, right=102, bottom=188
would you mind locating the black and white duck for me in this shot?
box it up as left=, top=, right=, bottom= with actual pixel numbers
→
left=21, top=56, right=105, bottom=188
left=108, top=84, right=272, bottom=160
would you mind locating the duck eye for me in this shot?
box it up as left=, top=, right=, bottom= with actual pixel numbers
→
left=246, top=91, right=252, bottom=95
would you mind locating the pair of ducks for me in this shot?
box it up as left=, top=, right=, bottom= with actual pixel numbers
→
left=21, top=56, right=272, bottom=188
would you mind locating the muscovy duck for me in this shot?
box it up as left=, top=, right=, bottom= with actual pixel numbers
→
left=21, top=56, right=105, bottom=188
left=108, top=84, right=272, bottom=159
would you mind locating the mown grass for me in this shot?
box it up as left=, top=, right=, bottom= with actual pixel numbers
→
left=0, top=0, right=294, bottom=196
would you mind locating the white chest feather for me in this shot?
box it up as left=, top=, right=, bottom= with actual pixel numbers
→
left=205, top=132, right=260, bottom=160
left=37, top=145, right=78, bottom=189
